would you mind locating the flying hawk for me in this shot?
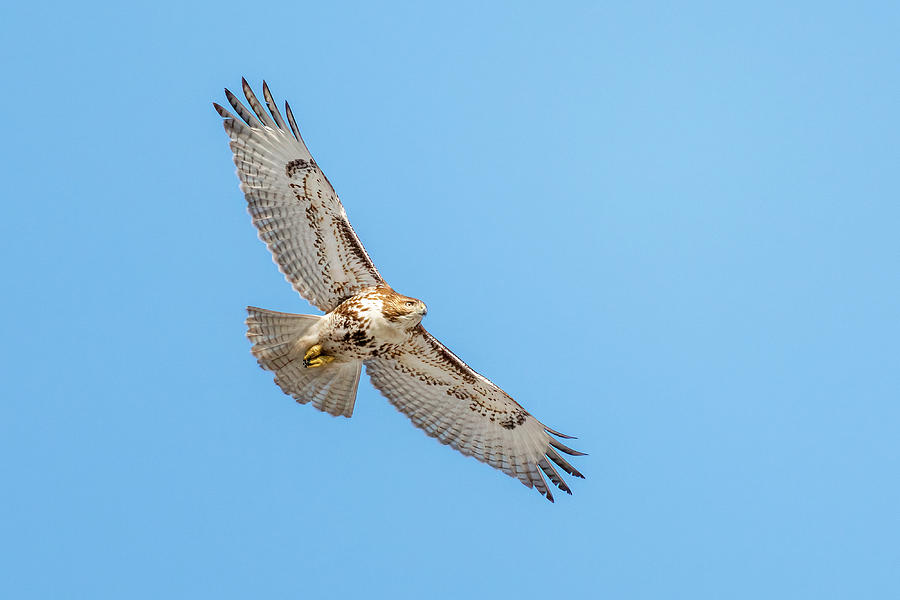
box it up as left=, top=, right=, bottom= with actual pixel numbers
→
left=214, top=80, right=585, bottom=501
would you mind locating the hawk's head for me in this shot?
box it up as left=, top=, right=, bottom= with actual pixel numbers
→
left=380, top=288, right=427, bottom=328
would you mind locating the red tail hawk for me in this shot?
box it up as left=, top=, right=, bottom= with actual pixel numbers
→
left=215, top=79, right=584, bottom=501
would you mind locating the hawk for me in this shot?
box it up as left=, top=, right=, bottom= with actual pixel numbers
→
left=214, top=79, right=585, bottom=501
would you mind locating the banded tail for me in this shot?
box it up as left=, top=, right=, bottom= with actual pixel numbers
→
left=246, top=307, right=362, bottom=417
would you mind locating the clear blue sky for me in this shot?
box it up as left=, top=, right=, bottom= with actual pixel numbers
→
left=2, top=1, right=898, bottom=598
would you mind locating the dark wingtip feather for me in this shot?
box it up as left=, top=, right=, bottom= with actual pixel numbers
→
left=223, top=86, right=260, bottom=127
left=547, top=447, right=585, bottom=480
left=549, top=437, right=587, bottom=457
left=224, top=87, right=239, bottom=107
left=538, top=458, right=572, bottom=495
left=544, top=426, right=577, bottom=440
left=241, top=78, right=275, bottom=127
left=261, top=80, right=288, bottom=130
left=284, top=100, right=303, bottom=142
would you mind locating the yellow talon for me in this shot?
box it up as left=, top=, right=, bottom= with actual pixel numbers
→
left=304, top=355, right=336, bottom=368
left=303, top=344, right=334, bottom=368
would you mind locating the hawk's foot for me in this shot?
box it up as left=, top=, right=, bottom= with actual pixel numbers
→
left=303, top=344, right=335, bottom=368
left=304, top=355, right=335, bottom=368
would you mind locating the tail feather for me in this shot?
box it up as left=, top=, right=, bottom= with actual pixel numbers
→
left=246, top=306, right=362, bottom=418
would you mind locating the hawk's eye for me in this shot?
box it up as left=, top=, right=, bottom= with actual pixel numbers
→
left=405, top=301, right=415, bottom=307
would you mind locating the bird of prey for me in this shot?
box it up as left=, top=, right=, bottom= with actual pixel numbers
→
left=214, top=79, right=584, bottom=501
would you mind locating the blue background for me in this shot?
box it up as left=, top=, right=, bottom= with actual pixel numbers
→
left=2, top=2, right=898, bottom=598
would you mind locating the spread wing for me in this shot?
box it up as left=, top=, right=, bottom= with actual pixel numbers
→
left=364, top=327, right=585, bottom=501
left=215, top=79, right=383, bottom=312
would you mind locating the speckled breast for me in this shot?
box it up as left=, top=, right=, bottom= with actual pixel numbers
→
left=320, top=288, right=410, bottom=360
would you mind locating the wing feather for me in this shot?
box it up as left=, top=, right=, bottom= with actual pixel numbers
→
left=224, top=87, right=262, bottom=127
left=284, top=100, right=303, bottom=143
left=216, top=80, right=383, bottom=311
left=364, top=326, right=584, bottom=501
left=240, top=77, right=276, bottom=128
left=261, top=81, right=288, bottom=130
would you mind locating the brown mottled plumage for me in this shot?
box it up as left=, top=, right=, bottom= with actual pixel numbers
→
left=217, top=79, right=584, bottom=501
